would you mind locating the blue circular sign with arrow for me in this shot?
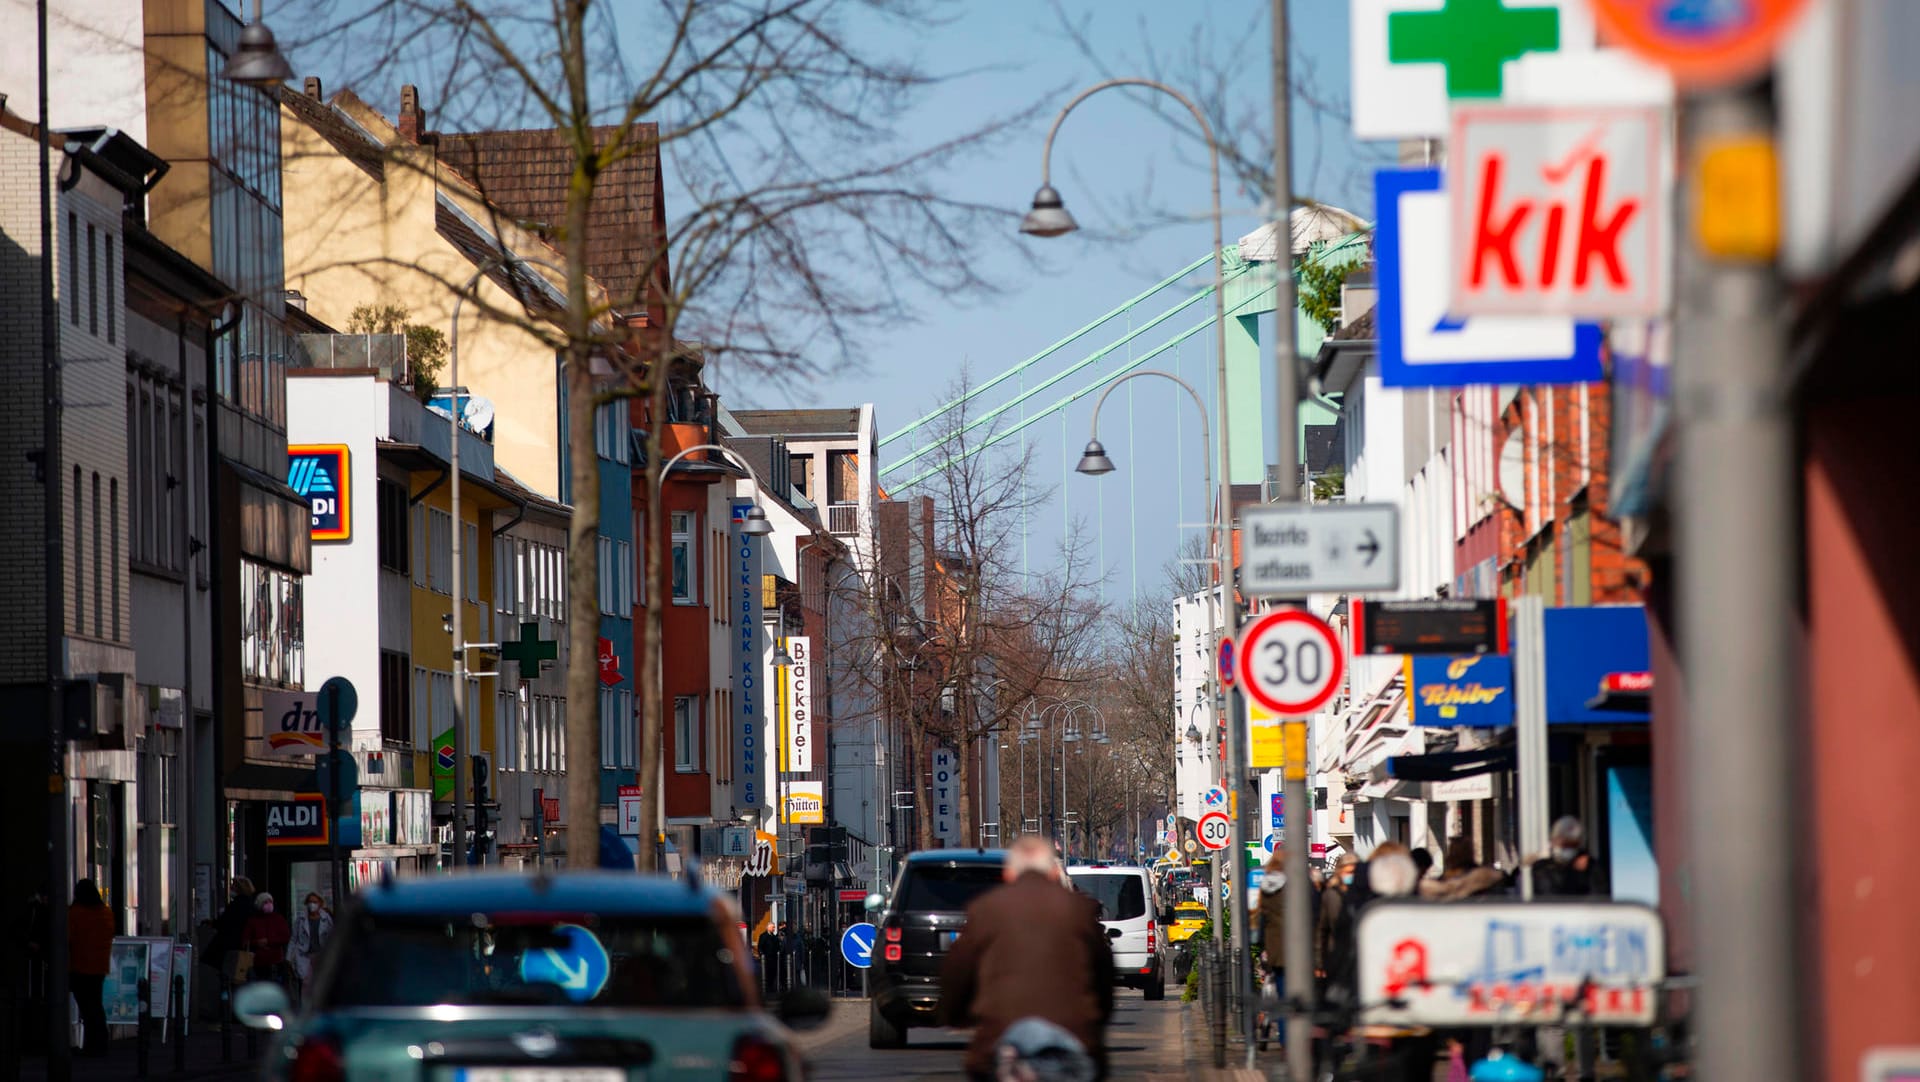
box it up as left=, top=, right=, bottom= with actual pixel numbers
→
left=518, top=923, right=611, bottom=1003
left=840, top=923, right=877, bottom=970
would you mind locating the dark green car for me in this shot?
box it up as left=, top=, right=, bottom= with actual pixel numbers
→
left=235, top=871, right=827, bottom=1081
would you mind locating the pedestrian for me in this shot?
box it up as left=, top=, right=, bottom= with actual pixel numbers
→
left=1421, top=836, right=1509, bottom=901
left=209, top=876, right=255, bottom=990
left=1410, top=847, right=1435, bottom=883
left=243, top=892, right=292, bottom=987
left=938, top=835, right=1114, bottom=1081
left=67, top=879, right=115, bottom=1058
left=1317, top=853, right=1358, bottom=990
left=756, top=921, right=783, bottom=999
left=1349, top=845, right=1433, bottom=1082
left=289, top=892, right=334, bottom=1006
left=1256, top=849, right=1292, bottom=995
left=1528, top=816, right=1606, bottom=898
left=781, top=923, right=803, bottom=989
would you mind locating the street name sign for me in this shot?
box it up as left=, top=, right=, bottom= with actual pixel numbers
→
left=1350, top=0, right=1594, bottom=140
left=1240, top=504, right=1400, bottom=596
left=1195, top=810, right=1232, bottom=851
left=1450, top=104, right=1668, bottom=318
left=1377, top=167, right=1604, bottom=388
left=617, top=785, right=643, bottom=836
left=1238, top=610, right=1345, bottom=717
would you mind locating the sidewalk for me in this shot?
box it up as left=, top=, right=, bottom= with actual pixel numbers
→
left=17, top=1022, right=264, bottom=1081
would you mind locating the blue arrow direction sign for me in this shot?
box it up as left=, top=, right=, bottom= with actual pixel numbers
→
left=1375, top=167, right=1603, bottom=388
left=519, top=924, right=610, bottom=1003
left=841, top=923, right=877, bottom=969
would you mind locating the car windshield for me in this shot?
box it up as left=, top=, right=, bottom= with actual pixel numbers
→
left=1071, top=873, right=1147, bottom=921
left=897, top=864, right=1004, bottom=912
left=317, top=913, right=745, bottom=1010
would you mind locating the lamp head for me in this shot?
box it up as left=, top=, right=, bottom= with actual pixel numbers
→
left=1019, top=185, right=1079, bottom=238
left=223, top=20, right=295, bottom=87
left=740, top=504, right=775, bottom=537
left=1075, top=439, right=1116, bottom=476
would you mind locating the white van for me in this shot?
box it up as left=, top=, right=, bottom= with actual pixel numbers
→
left=1066, top=864, right=1166, bottom=1000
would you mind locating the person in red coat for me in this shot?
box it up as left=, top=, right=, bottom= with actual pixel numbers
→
left=67, top=880, right=116, bottom=1057
left=242, top=892, right=293, bottom=986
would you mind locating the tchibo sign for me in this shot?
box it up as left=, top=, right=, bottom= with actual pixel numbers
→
left=288, top=444, right=352, bottom=542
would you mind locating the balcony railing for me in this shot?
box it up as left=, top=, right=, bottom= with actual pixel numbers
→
left=827, top=502, right=861, bottom=536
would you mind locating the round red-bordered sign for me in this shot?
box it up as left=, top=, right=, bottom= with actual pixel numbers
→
left=1237, top=609, right=1344, bottom=716
left=1590, top=0, right=1811, bottom=87
left=1217, top=638, right=1236, bottom=690
left=1195, top=810, right=1232, bottom=851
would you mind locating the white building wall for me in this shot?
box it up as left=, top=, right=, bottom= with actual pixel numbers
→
left=0, top=0, right=148, bottom=142
left=1171, top=587, right=1224, bottom=825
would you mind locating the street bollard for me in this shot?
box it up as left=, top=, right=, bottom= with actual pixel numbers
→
left=137, top=978, right=151, bottom=1077
left=172, top=974, right=186, bottom=1075
left=220, top=972, right=231, bottom=1063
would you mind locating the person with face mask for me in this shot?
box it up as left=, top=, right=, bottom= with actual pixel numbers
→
left=289, top=892, right=334, bottom=1005
left=1317, top=854, right=1358, bottom=991
left=1528, top=816, right=1607, bottom=898
left=243, top=892, right=293, bottom=987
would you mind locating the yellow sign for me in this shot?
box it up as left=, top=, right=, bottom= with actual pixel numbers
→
left=762, top=574, right=779, bottom=609
left=1249, top=702, right=1286, bottom=769
left=783, top=782, right=825, bottom=825
left=1695, top=135, right=1780, bottom=262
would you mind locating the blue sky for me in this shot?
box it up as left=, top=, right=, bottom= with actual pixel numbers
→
left=687, top=1, right=1377, bottom=602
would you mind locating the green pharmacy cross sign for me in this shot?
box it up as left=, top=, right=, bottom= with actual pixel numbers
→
left=499, top=622, right=558, bottom=683
left=1389, top=0, right=1561, bottom=98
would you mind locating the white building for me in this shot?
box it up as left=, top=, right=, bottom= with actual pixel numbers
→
left=1171, top=587, right=1227, bottom=827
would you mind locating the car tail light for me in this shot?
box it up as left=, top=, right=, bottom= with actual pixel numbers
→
left=1147, top=920, right=1157, bottom=953
left=289, top=1036, right=345, bottom=1082
left=884, top=925, right=902, bottom=943
left=728, top=1036, right=788, bottom=1082
left=884, top=943, right=903, bottom=962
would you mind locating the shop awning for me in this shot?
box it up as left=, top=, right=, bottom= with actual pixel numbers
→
left=1585, top=670, right=1654, bottom=713
left=1383, top=744, right=1517, bottom=782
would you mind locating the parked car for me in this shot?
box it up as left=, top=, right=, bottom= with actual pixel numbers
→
left=233, top=870, right=828, bottom=1081
left=865, top=848, right=1007, bottom=1048
left=1163, top=899, right=1209, bottom=983
left=1065, top=863, right=1167, bottom=1000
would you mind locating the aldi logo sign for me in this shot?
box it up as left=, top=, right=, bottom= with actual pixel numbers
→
left=288, top=444, right=352, bottom=542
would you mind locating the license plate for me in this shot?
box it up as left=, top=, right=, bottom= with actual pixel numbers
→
left=453, top=1070, right=625, bottom=1082
left=939, top=931, right=961, bottom=950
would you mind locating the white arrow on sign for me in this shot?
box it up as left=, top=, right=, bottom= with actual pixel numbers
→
left=541, top=950, right=591, bottom=990
left=1240, top=504, right=1401, bottom=597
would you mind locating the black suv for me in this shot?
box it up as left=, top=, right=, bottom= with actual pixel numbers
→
left=867, top=848, right=1006, bottom=1049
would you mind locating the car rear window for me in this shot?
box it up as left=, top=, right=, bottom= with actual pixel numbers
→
left=1071, top=873, right=1147, bottom=921
left=897, top=864, right=1004, bottom=912
left=317, top=913, right=745, bottom=1010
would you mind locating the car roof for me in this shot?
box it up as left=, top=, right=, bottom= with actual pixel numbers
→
left=357, top=870, right=724, bottom=919
left=1067, top=864, right=1150, bottom=875
left=903, top=848, right=1006, bottom=866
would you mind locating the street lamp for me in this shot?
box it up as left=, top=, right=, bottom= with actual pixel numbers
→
left=221, top=0, right=294, bottom=87
left=1026, top=75, right=1247, bottom=1052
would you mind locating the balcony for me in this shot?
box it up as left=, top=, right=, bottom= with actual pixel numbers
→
left=828, top=502, right=860, bottom=536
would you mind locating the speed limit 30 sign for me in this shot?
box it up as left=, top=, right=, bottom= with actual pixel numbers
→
left=1238, top=609, right=1344, bottom=716
left=1195, top=810, right=1232, bottom=851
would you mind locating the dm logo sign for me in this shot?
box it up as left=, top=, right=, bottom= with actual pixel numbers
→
left=288, top=444, right=352, bottom=542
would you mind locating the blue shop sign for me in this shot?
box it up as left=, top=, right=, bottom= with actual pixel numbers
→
left=1406, top=655, right=1515, bottom=728
left=1542, top=606, right=1651, bottom=724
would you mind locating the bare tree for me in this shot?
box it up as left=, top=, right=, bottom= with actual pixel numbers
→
left=280, top=0, right=1029, bottom=866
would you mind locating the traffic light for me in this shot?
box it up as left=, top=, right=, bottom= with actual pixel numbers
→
left=470, top=753, right=492, bottom=865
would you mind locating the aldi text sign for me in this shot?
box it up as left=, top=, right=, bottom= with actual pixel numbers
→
left=265, top=794, right=328, bottom=847
left=1375, top=168, right=1603, bottom=388
left=1451, top=105, right=1668, bottom=317
left=287, top=445, right=351, bottom=542
left=1357, top=901, right=1664, bottom=1026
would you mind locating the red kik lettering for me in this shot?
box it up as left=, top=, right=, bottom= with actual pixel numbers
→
left=1574, top=157, right=1638, bottom=289
left=1472, top=155, right=1530, bottom=289
left=1538, top=204, right=1565, bottom=288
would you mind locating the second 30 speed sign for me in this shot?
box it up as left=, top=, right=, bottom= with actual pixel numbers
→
left=1237, top=609, right=1344, bottom=716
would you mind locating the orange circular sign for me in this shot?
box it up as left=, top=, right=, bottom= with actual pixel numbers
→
left=1590, top=0, right=1811, bottom=86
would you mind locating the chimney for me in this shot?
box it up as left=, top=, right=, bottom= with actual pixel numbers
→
left=303, top=76, right=322, bottom=100
left=398, top=84, right=425, bottom=143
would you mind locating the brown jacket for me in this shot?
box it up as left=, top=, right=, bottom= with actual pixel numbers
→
left=938, top=871, right=1115, bottom=1078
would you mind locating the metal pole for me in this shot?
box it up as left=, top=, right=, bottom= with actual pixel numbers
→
left=1674, top=85, right=1799, bottom=1082
left=1269, top=1, right=1312, bottom=1075
left=38, top=0, right=70, bottom=1072
left=450, top=293, right=468, bottom=865
left=328, top=686, right=345, bottom=911
left=1513, top=596, right=1549, bottom=897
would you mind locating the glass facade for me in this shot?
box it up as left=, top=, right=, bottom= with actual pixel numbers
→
left=239, top=558, right=305, bottom=688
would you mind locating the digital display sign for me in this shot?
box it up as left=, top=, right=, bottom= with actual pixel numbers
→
left=1352, top=598, right=1508, bottom=656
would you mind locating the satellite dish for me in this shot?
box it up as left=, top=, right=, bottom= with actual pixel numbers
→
left=463, top=395, right=496, bottom=435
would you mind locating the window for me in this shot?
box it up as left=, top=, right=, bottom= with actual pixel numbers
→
left=378, top=650, right=411, bottom=746
left=87, top=224, right=97, bottom=336
left=110, top=479, right=119, bottom=640
left=411, top=504, right=426, bottom=587
left=377, top=480, right=409, bottom=575
left=600, top=687, right=634, bottom=769
left=72, top=467, right=82, bottom=632
left=104, top=234, right=114, bottom=344
left=671, top=512, right=696, bottom=604
left=92, top=472, right=102, bottom=635
left=426, top=508, right=452, bottom=593
left=827, top=450, right=858, bottom=505
left=67, top=212, right=78, bottom=325
left=598, top=536, right=632, bottom=616
left=633, top=510, right=646, bottom=607
left=594, top=401, right=629, bottom=463
left=673, top=696, right=700, bottom=772
left=239, top=559, right=305, bottom=687
left=498, top=688, right=519, bottom=772
left=464, top=522, right=480, bottom=600
left=789, top=454, right=813, bottom=500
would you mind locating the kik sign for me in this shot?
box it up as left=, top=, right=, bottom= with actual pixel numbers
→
left=1351, top=0, right=1594, bottom=140
left=265, top=793, right=328, bottom=847
left=287, top=445, right=351, bottom=542
left=1451, top=105, right=1668, bottom=317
